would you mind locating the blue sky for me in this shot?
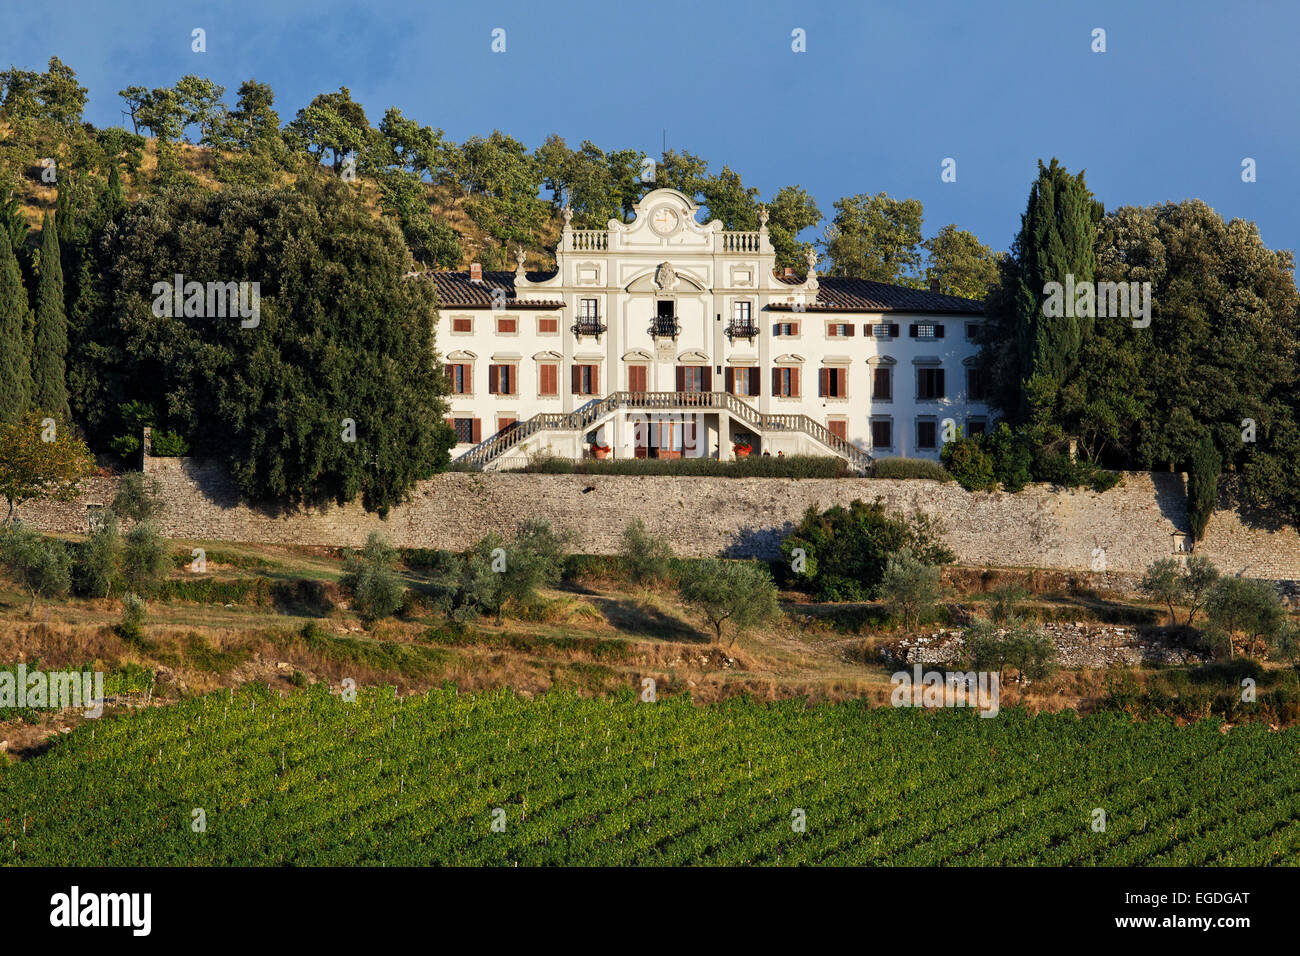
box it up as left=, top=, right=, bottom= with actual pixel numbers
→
left=4, top=0, right=1298, bottom=257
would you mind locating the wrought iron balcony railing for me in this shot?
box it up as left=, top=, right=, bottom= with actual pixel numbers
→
left=724, top=321, right=759, bottom=342
left=571, top=318, right=607, bottom=339
left=651, top=318, right=680, bottom=338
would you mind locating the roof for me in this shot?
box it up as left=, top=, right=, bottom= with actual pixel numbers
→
left=426, top=270, right=564, bottom=310
left=771, top=274, right=983, bottom=315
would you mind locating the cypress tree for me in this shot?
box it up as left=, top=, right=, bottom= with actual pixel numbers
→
left=1187, top=432, right=1220, bottom=541
left=1010, top=158, right=1102, bottom=418
left=32, top=213, right=70, bottom=420
left=105, top=161, right=125, bottom=214
left=0, top=235, right=32, bottom=419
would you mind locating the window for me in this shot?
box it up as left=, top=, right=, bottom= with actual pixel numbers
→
left=726, top=367, right=760, bottom=397
left=772, top=367, right=800, bottom=397
left=828, top=420, right=848, bottom=441
left=917, top=367, right=945, bottom=400
left=676, top=366, right=709, bottom=392
left=496, top=417, right=517, bottom=437
left=488, top=364, right=516, bottom=395
left=733, top=301, right=752, bottom=324
left=966, top=322, right=980, bottom=341
left=909, top=323, right=945, bottom=339
left=496, top=316, right=517, bottom=334
left=572, top=364, right=599, bottom=395
left=826, top=323, right=855, bottom=337
left=539, top=363, right=558, bottom=396
left=580, top=299, right=599, bottom=320
left=871, top=419, right=893, bottom=450
left=866, top=323, right=899, bottom=338
left=653, top=300, right=677, bottom=337
left=538, top=317, right=558, bottom=333
left=966, top=366, right=987, bottom=401
left=451, top=317, right=472, bottom=333
left=628, top=364, right=648, bottom=392
left=774, top=321, right=800, bottom=336
left=872, top=366, right=892, bottom=400
left=967, top=417, right=988, bottom=437
left=451, top=418, right=480, bottom=444
left=917, top=419, right=937, bottom=450
left=819, top=367, right=848, bottom=398
left=448, top=363, right=471, bottom=394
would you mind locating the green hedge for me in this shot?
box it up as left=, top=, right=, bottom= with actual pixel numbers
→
left=505, top=455, right=851, bottom=478
left=870, top=458, right=953, bottom=481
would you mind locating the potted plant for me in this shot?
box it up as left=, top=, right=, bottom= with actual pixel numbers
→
left=733, top=440, right=753, bottom=458
left=592, top=443, right=611, bottom=459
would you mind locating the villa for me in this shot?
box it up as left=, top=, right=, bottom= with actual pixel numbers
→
left=425, top=187, right=989, bottom=470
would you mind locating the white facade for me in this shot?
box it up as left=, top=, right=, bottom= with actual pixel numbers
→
left=429, top=188, right=989, bottom=470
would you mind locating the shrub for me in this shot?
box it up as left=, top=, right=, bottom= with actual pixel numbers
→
left=0, top=524, right=72, bottom=614
left=1140, top=558, right=1186, bottom=626
left=620, top=518, right=675, bottom=587
left=117, top=593, right=147, bottom=643
left=507, top=455, right=850, bottom=478
left=940, top=436, right=996, bottom=491
left=678, top=558, right=780, bottom=645
left=871, top=458, right=953, bottom=482
left=110, top=473, right=165, bottom=523
left=149, top=430, right=191, bottom=457
left=962, top=617, right=1056, bottom=682
left=880, top=547, right=942, bottom=630
left=440, top=519, right=571, bottom=623
left=984, top=423, right=1033, bottom=492
left=988, top=582, right=1029, bottom=623
left=341, top=532, right=406, bottom=624
left=781, top=498, right=955, bottom=602
left=74, top=517, right=123, bottom=598
left=120, top=522, right=170, bottom=597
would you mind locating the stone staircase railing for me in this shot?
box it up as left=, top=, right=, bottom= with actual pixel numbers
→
left=452, top=392, right=873, bottom=472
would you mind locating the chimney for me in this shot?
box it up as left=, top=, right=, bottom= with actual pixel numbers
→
left=783, top=267, right=794, bottom=278
left=470, top=262, right=483, bottom=283
left=929, top=277, right=941, bottom=293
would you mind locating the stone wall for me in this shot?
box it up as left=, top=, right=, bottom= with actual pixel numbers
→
left=19, top=457, right=1300, bottom=578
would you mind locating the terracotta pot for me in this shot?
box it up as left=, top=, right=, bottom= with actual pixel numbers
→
left=734, top=447, right=751, bottom=458
left=593, top=447, right=610, bottom=459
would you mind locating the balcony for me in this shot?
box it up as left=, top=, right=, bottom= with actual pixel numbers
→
left=724, top=321, right=759, bottom=342
left=571, top=318, right=607, bottom=340
left=651, top=317, right=680, bottom=339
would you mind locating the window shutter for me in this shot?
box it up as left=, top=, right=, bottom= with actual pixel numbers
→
left=752, top=370, right=761, bottom=396
left=791, top=322, right=800, bottom=335
left=676, top=366, right=685, bottom=391
left=837, top=368, right=847, bottom=396
left=909, top=324, right=918, bottom=338
left=864, top=324, right=873, bottom=337
left=571, top=366, right=581, bottom=394
left=935, top=324, right=945, bottom=339
left=702, top=367, right=712, bottom=391
left=891, top=323, right=900, bottom=337
left=488, top=366, right=498, bottom=394
left=724, top=368, right=734, bottom=393
left=818, top=368, right=828, bottom=396
left=792, top=367, right=800, bottom=397
left=847, top=324, right=855, bottom=337
left=772, top=368, right=780, bottom=396
left=471, top=418, right=482, bottom=443
left=445, top=417, right=454, bottom=431
left=936, top=369, right=945, bottom=397
left=592, top=366, right=599, bottom=394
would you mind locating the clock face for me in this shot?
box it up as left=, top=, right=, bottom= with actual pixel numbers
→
left=651, top=206, right=679, bottom=235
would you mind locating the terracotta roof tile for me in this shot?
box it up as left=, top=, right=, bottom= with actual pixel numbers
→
left=772, top=274, right=983, bottom=314
left=425, top=270, right=564, bottom=310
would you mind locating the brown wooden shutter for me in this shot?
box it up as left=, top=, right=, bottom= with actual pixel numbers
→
left=488, top=366, right=498, bottom=394
left=724, top=368, right=734, bottom=393
left=890, top=323, right=900, bottom=337
left=772, top=368, right=780, bottom=396
left=471, top=418, right=482, bottom=443
left=818, top=368, right=829, bottom=396
left=909, top=324, right=918, bottom=337
left=837, top=368, right=847, bottom=396
left=792, top=367, right=800, bottom=397
left=445, top=417, right=454, bottom=431
left=572, top=366, right=581, bottom=394
left=936, top=369, right=945, bottom=397
left=629, top=365, right=646, bottom=392
left=847, top=324, right=855, bottom=337
left=751, top=369, right=761, bottom=396
left=676, top=366, right=685, bottom=391
left=592, top=365, right=599, bottom=394
left=935, top=324, right=945, bottom=338
left=702, top=367, right=712, bottom=391
left=864, top=324, right=873, bottom=337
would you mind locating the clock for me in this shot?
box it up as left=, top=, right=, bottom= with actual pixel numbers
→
left=650, top=206, right=679, bottom=235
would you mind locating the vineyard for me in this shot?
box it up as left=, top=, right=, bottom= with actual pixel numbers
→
left=2, top=685, right=1298, bottom=865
